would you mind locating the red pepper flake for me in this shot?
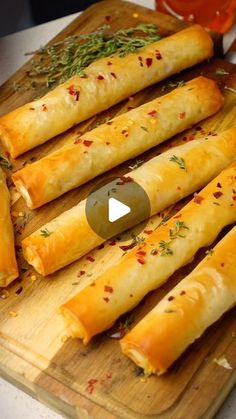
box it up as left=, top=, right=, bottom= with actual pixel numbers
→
left=221, top=262, right=225, bottom=267
left=110, top=72, right=117, bottom=79
left=116, top=175, right=133, bottom=185
left=67, top=85, right=80, bottom=101
left=119, top=242, right=136, bottom=251
left=144, top=229, right=153, bottom=235
left=97, top=74, right=105, bottom=80
left=180, top=290, right=186, bottom=295
left=86, top=379, right=98, bottom=394
left=107, top=61, right=112, bottom=66
left=137, top=258, right=145, bottom=265
left=177, top=186, right=181, bottom=191
left=213, top=191, right=223, bottom=199
left=104, top=285, right=114, bottom=293
left=121, top=129, right=129, bottom=138
left=78, top=270, right=86, bottom=277
left=146, top=58, right=153, bottom=67
left=103, top=297, right=110, bottom=303
left=174, top=213, right=182, bottom=219
left=97, top=243, right=105, bottom=250
left=155, top=50, right=162, bottom=60
left=136, top=250, right=146, bottom=257
left=147, top=110, right=157, bottom=117
left=86, top=255, right=95, bottom=262
left=42, top=104, right=48, bottom=111
left=151, top=249, right=158, bottom=256
left=127, top=106, right=134, bottom=111
left=193, top=193, right=204, bottom=204
left=195, top=126, right=202, bottom=131
left=138, top=56, right=143, bottom=62
left=233, top=196, right=236, bottom=201
left=74, top=137, right=82, bottom=144
left=29, top=107, right=35, bottom=111
left=168, top=296, right=174, bottom=301
left=184, top=134, right=195, bottom=142
left=105, top=15, right=112, bottom=22
left=109, top=240, right=116, bottom=246
left=106, top=141, right=111, bottom=145
left=217, top=182, right=222, bottom=188
left=179, top=112, right=186, bottom=119
left=83, top=140, right=93, bottom=147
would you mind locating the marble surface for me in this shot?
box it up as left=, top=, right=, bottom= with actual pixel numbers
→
left=0, top=0, right=235, bottom=418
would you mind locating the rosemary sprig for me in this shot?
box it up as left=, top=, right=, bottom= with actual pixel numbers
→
left=161, top=80, right=185, bottom=91
left=0, top=154, right=12, bottom=170
left=169, top=155, right=187, bottom=171
left=21, top=23, right=160, bottom=90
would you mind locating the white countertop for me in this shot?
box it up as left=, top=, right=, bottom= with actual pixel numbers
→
left=0, top=1, right=235, bottom=418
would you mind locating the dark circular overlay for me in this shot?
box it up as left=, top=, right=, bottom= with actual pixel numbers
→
left=85, top=176, right=151, bottom=241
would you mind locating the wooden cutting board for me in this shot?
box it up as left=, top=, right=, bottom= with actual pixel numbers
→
left=0, top=1, right=236, bottom=418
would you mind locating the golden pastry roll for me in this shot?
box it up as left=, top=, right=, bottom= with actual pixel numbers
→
left=60, top=162, right=236, bottom=344
left=0, top=25, right=213, bottom=158
left=0, top=169, right=18, bottom=287
left=22, top=127, right=236, bottom=276
left=13, top=76, right=223, bottom=209
left=121, top=225, right=236, bottom=375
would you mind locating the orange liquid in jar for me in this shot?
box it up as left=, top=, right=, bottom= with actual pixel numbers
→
left=156, top=0, right=236, bottom=33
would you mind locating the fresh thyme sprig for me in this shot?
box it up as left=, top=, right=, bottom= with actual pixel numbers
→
left=0, top=154, right=12, bottom=170
left=158, top=221, right=189, bottom=256
left=169, top=155, right=187, bottom=171
left=19, top=23, right=160, bottom=90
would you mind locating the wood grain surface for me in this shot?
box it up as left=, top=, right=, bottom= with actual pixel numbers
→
left=0, top=1, right=236, bottom=418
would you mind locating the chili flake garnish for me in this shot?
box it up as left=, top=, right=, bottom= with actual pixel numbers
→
left=136, top=250, right=146, bottom=257
left=86, top=379, right=98, bottom=394
left=105, top=15, right=112, bottom=22
left=217, top=182, right=222, bottom=188
left=193, top=193, right=204, bottom=204
left=180, top=290, right=186, bottom=295
left=83, top=140, right=93, bottom=147
left=74, top=137, right=82, bottom=144
left=86, top=255, right=95, bottom=262
left=97, top=243, right=105, bottom=250
left=42, top=104, right=48, bottom=111
left=103, top=297, right=110, bottom=303
left=168, top=296, right=174, bottom=301
left=146, top=58, right=153, bottom=67
left=151, top=249, right=158, bottom=255
left=147, top=110, right=157, bottom=117
left=121, top=129, right=129, bottom=138
left=179, top=112, right=186, bottom=119
left=116, top=175, right=133, bottom=185
left=144, top=229, right=153, bottom=235
left=67, top=85, right=80, bottom=101
left=137, top=258, right=145, bottom=265
left=107, top=61, right=112, bottom=66
left=97, top=74, right=105, bottom=80
left=119, top=242, right=136, bottom=251
left=155, top=50, right=162, bottom=60
left=213, top=191, right=223, bottom=199
left=110, top=72, right=117, bottom=79
left=104, top=285, right=114, bottom=293
left=78, top=270, right=86, bottom=276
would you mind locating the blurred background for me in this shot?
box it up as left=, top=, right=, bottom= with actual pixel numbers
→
left=0, top=0, right=101, bottom=37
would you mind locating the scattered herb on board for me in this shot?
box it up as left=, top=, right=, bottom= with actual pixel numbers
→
left=129, top=159, right=144, bottom=170
left=169, top=155, right=186, bottom=171
left=20, top=23, right=161, bottom=90
left=161, top=80, right=186, bottom=91
left=215, top=68, right=229, bottom=76
left=40, top=228, right=52, bottom=237
left=0, top=154, right=12, bottom=170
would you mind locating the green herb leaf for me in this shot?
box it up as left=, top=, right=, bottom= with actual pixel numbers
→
left=21, top=23, right=161, bottom=90
left=0, top=154, right=12, bottom=170
left=40, top=228, right=52, bottom=237
left=169, top=155, right=186, bottom=171
left=215, top=68, right=229, bottom=76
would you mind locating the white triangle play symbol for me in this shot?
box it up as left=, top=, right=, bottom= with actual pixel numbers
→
left=108, top=197, right=131, bottom=223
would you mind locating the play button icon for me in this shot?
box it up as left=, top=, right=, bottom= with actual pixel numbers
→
left=85, top=176, right=151, bottom=241
left=108, top=198, right=131, bottom=222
